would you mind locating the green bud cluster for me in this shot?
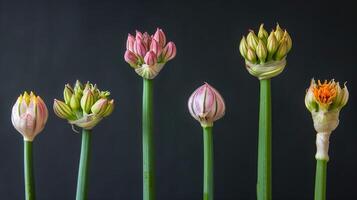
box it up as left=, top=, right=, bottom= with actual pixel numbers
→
left=239, top=23, right=292, bottom=64
left=54, top=80, right=114, bottom=129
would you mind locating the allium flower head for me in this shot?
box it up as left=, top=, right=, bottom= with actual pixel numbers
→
left=124, top=28, right=176, bottom=79
left=11, top=91, right=48, bottom=141
left=188, top=83, right=226, bottom=127
left=53, top=80, right=114, bottom=130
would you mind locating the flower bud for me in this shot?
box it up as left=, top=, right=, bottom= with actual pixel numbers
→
left=12, top=92, right=48, bottom=141
left=124, top=50, right=139, bottom=68
left=70, top=95, right=81, bottom=111
left=188, top=83, right=225, bottom=127
left=144, top=51, right=158, bottom=66
left=103, top=99, right=115, bottom=117
left=246, top=31, right=259, bottom=51
left=91, top=98, right=108, bottom=116
left=134, top=39, right=147, bottom=58
left=80, top=89, right=95, bottom=114
left=161, top=42, right=176, bottom=62
left=153, top=28, right=166, bottom=47
left=283, top=30, right=292, bottom=52
left=135, top=30, right=143, bottom=40
left=54, top=99, right=76, bottom=120
left=63, top=84, right=73, bottom=105
left=246, top=47, right=257, bottom=63
left=258, top=24, right=268, bottom=43
left=74, top=80, right=83, bottom=96
left=150, top=39, right=162, bottom=56
left=256, top=39, right=268, bottom=63
left=274, top=38, right=288, bottom=60
left=126, top=34, right=135, bottom=52
left=274, top=23, right=284, bottom=42
left=267, top=31, right=278, bottom=60
left=239, top=36, right=248, bottom=58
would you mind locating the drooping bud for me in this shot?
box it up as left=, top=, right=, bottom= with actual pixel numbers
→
left=256, top=39, right=268, bottom=63
left=153, top=28, right=166, bottom=47
left=246, top=31, right=259, bottom=51
left=239, top=36, right=248, bottom=58
left=91, top=98, right=108, bottom=116
left=124, top=50, right=139, bottom=68
left=246, top=47, right=257, bottom=63
left=53, top=99, right=76, bottom=120
left=188, top=83, right=226, bottom=127
left=161, top=42, right=176, bottom=62
left=80, top=89, right=95, bottom=114
left=144, top=51, right=158, bottom=66
left=12, top=92, right=49, bottom=141
left=274, top=38, right=288, bottom=60
left=63, top=84, right=73, bottom=105
left=258, top=24, right=269, bottom=43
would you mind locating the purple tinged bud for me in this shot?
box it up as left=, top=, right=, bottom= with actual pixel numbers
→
left=144, top=51, right=157, bottom=65
left=150, top=39, right=162, bottom=55
left=188, top=83, right=225, bottom=127
left=153, top=28, right=166, bottom=47
left=161, top=42, right=176, bottom=62
left=134, top=40, right=147, bottom=58
left=124, top=50, right=138, bottom=67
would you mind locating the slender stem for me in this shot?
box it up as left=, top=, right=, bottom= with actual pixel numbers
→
left=314, top=159, right=327, bottom=200
left=257, top=79, right=272, bottom=200
left=203, top=126, right=214, bottom=200
left=24, top=141, right=36, bottom=200
left=76, top=129, right=92, bottom=200
left=143, top=78, right=155, bottom=200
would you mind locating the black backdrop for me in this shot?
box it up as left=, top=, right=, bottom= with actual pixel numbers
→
left=0, top=0, right=356, bottom=199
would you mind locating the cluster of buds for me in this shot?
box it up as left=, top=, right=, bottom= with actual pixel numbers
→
left=239, top=24, right=292, bottom=79
left=305, top=79, right=349, bottom=161
left=11, top=92, right=48, bottom=141
left=53, top=80, right=114, bottom=130
left=124, top=28, right=177, bottom=79
left=188, top=83, right=226, bottom=127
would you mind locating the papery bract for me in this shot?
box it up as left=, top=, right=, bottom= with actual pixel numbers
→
left=11, top=92, right=48, bottom=141
left=188, top=83, right=225, bottom=127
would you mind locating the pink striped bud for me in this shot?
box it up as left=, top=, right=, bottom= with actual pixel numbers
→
left=188, top=83, right=225, bottom=127
left=134, top=40, right=147, bottom=58
left=126, top=34, right=135, bottom=52
left=150, top=39, right=162, bottom=55
left=142, top=32, right=152, bottom=49
left=161, top=42, right=176, bottom=62
left=124, top=50, right=138, bottom=67
left=153, top=28, right=166, bottom=47
left=144, top=51, right=157, bottom=65
left=135, top=30, right=143, bottom=40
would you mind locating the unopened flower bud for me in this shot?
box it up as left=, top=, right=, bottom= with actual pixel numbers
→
left=161, top=42, right=176, bottom=62
left=12, top=92, right=48, bottom=141
left=274, top=38, right=288, bottom=60
left=54, top=99, right=76, bottom=120
left=188, top=83, right=225, bottom=127
left=258, top=24, right=268, bottom=43
left=246, top=47, right=257, bottom=63
left=63, top=84, right=73, bottom=105
left=246, top=31, right=259, bottom=50
left=126, top=34, right=135, bottom=52
left=74, top=80, right=83, bottom=96
left=124, top=50, right=139, bottom=68
left=134, top=40, right=147, bottom=58
left=91, top=98, right=108, bottom=116
left=239, top=36, right=248, bottom=58
left=80, top=89, right=95, bottom=114
left=274, top=23, right=284, bottom=42
left=70, top=95, right=80, bottom=111
left=150, top=39, right=162, bottom=56
left=103, top=99, right=115, bottom=117
left=283, top=30, right=292, bottom=52
left=153, top=28, right=166, bottom=47
left=144, top=51, right=158, bottom=66
left=256, top=39, right=268, bottom=63
left=267, top=31, right=278, bottom=60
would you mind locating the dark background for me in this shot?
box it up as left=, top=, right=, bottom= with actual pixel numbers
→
left=0, top=0, right=356, bottom=199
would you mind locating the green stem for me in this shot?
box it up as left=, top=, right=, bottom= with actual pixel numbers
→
left=143, top=78, right=155, bottom=200
left=203, top=126, right=214, bottom=200
left=76, top=129, right=92, bottom=200
left=314, top=159, right=327, bottom=200
left=257, top=79, right=272, bottom=200
left=24, top=141, right=36, bottom=200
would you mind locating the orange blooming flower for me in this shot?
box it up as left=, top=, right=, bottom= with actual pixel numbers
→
left=312, top=80, right=337, bottom=106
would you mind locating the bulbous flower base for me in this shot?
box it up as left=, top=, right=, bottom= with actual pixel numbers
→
left=245, top=58, right=286, bottom=80
left=135, top=63, right=165, bottom=79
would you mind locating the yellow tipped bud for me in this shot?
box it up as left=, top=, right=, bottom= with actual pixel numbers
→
left=274, top=23, right=284, bottom=42
left=70, top=95, right=80, bottom=111
left=103, top=99, right=115, bottom=117
left=267, top=31, right=278, bottom=60
left=274, top=38, right=289, bottom=60
left=246, top=31, right=259, bottom=51
left=80, top=89, right=95, bottom=114
left=283, top=30, right=292, bottom=52
left=239, top=36, right=248, bottom=58
left=258, top=24, right=268, bottom=43
left=246, top=47, right=257, bottom=63
left=256, top=39, right=268, bottom=63
left=63, top=84, right=73, bottom=105
left=53, top=99, right=76, bottom=120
